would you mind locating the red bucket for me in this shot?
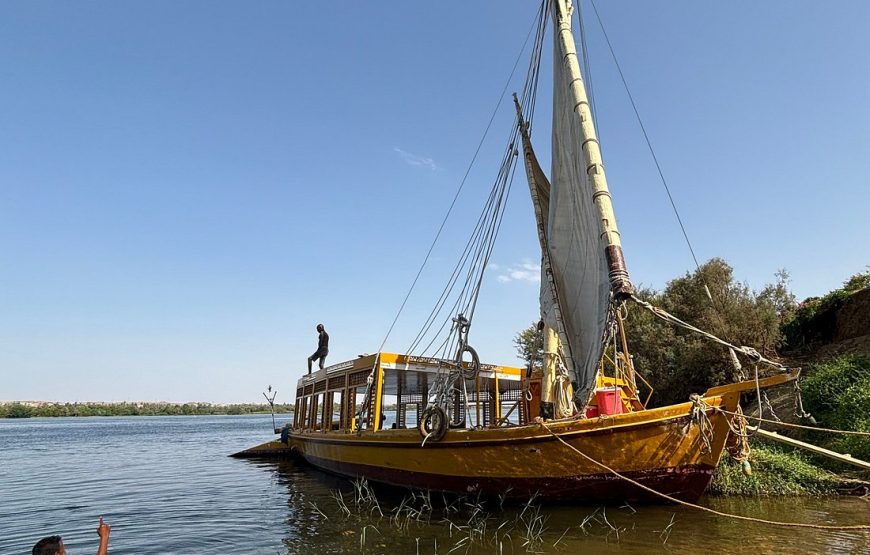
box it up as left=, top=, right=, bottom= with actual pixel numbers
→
left=595, top=388, right=624, bottom=416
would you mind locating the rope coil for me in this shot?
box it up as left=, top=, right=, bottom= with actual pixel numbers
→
left=684, top=395, right=713, bottom=454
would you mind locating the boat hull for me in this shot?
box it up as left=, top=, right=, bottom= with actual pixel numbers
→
left=303, top=453, right=714, bottom=503
left=237, top=389, right=744, bottom=503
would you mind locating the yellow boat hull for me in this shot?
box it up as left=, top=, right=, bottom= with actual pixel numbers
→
left=237, top=390, right=743, bottom=503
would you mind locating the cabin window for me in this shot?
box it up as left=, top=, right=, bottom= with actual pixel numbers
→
left=330, top=390, right=343, bottom=430
left=296, top=396, right=309, bottom=428
left=344, top=386, right=356, bottom=430
left=354, top=390, right=370, bottom=429
left=398, top=402, right=419, bottom=429
left=498, top=383, right=525, bottom=425
left=321, top=391, right=332, bottom=431
left=311, top=393, right=322, bottom=429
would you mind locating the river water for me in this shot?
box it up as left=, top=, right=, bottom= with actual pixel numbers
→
left=1, top=415, right=867, bottom=554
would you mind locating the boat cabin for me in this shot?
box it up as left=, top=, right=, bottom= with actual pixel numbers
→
left=293, top=352, right=528, bottom=432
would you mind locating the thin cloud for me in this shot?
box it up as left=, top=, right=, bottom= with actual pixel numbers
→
left=496, top=261, right=541, bottom=284
left=394, top=147, right=439, bottom=171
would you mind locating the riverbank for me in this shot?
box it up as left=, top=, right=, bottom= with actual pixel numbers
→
left=707, top=353, right=870, bottom=497
left=0, top=401, right=293, bottom=418
left=709, top=443, right=866, bottom=496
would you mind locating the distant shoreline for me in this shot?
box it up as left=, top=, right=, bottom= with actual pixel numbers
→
left=0, top=401, right=294, bottom=418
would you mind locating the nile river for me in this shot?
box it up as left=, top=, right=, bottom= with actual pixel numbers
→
left=1, top=415, right=867, bottom=554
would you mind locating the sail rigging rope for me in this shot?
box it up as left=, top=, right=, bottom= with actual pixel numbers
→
left=587, top=0, right=702, bottom=276
left=587, top=0, right=749, bottom=381
left=406, top=1, right=549, bottom=358
left=354, top=3, right=549, bottom=430
left=539, top=421, right=870, bottom=531
left=576, top=0, right=599, bottom=133
left=370, top=3, right=545, bottom=362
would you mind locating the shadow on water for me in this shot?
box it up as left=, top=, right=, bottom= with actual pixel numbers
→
left=241, top=458, right=870, bottom=554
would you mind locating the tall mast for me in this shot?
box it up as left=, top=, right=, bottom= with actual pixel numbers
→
left=553, top=0, right=633, bottom=298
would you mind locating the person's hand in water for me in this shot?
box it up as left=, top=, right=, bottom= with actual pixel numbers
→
left=95, top=516, right=111, bottom=555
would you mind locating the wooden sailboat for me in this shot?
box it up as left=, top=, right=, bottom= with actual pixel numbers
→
left=235, top=0, right=798, bottom=503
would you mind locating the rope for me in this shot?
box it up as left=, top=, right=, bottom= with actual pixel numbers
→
left=683, top=395, right=713, bottom=454
left=725, top=405, right=752, bottom=463
left=407, top=2, right=549, bottom=359
left=761, top=391, right=782, bottom=422
left=383, top=3, right=543, bottom=360
left=587, top=0, right=748, bottom=381
left=539, top=421, right=870, bottom=531
left=587, top=0, right=700, bottom=273
left=357, top=4, right=549, bottom=429
left=715, top=408, right=870, bottom=437
left=751, top=363, right=763, bottom=436
left=553, top=371, right=575, bottom=419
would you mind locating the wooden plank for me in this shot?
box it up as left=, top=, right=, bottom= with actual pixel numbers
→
left=753, top=428, right=870, bottom=471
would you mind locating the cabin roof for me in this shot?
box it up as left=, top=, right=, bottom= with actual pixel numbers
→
left=296, top=351, right=523, bottom=392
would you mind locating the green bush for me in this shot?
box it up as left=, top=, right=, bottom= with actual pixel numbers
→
left=800, top=354, right=870, bottom=461
left=4, top=403, right=34, bottom=418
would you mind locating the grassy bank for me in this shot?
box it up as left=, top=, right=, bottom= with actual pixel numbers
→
left=708, top=352, right=869, bottom=496
left=800, top=354, right=870, bottom=463
left=708, top=443, right=845, bottom=496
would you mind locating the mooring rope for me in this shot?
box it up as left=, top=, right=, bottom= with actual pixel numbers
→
left=539, top=421, right=870, bottom=531
left=725, top=405, right=752, bottom=463
left=714, top=408, right=870, bottom=437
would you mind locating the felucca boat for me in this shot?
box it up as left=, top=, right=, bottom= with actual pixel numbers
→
left=235, top=0, right=798, bottom=503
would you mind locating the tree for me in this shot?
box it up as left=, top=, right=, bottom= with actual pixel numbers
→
left=842, top=269, right=870, bottom=292
left=623, top=259, right=788, bottom=406
left=6, top=403, right=33, bottom=418
left=512, top=259, right=794, bottom=406
left=757, top=269, right=797, bottom=347
left=513, top=321, right=544, bottom=370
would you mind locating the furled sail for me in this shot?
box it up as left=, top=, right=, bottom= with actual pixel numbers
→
left=540, top=25, right=611, bottom=403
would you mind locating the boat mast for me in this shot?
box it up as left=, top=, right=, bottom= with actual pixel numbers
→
left=541, top=325, right=558, bottom=418
left=553, top=0, right=633, bottom=299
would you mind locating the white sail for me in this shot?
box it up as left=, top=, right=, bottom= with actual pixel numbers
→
left=541, top=23, right=611, bottom=402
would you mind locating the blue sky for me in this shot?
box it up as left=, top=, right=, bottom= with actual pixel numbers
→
left=2, top=1, right=868, bottom=403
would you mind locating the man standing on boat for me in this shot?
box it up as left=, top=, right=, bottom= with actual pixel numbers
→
left=307, top=324, right=329, bottom=374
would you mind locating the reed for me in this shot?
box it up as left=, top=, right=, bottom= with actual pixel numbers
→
left=658, top=513, right=677, bottom=545
left=329, top=482, right=687, bottom=552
